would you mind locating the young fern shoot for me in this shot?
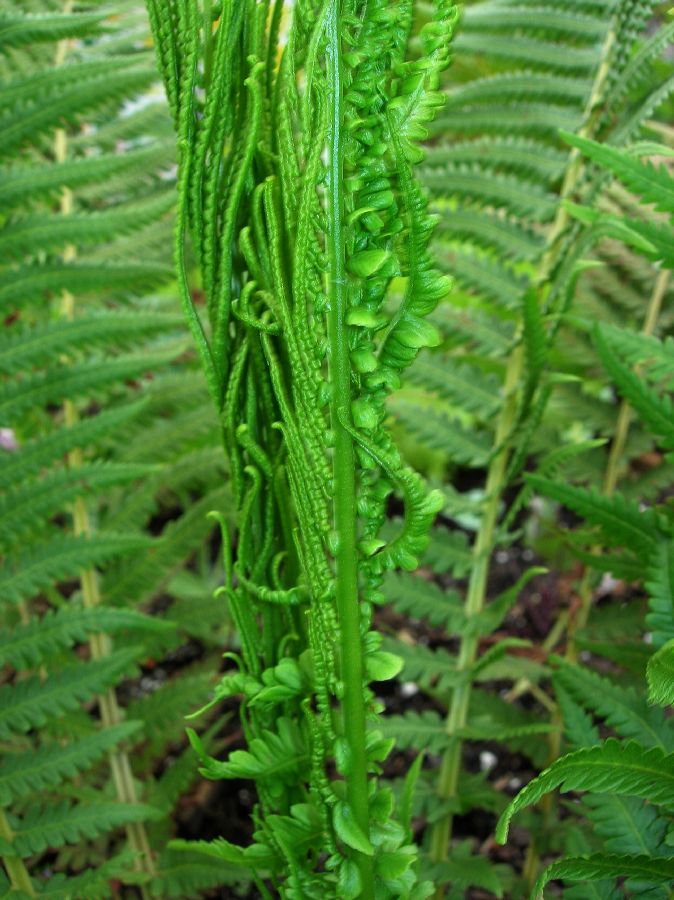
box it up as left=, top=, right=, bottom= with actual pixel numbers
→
left=146, top=1, right=457, bottom=896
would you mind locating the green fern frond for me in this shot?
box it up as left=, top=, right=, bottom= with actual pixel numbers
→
left=525, top=474, right=663, bottom=554
left=0, top=313, right=182, bottom=375
left=0, top=605, right=173, bottom=670
left=0, top=463, right=155, bottom=546
left=423, top=137, right=566, bottom=182
left=425, top=168, right=557, bottom=218
left=391, top=398, right=491, bottom=466
left=582, top=793, right=669, bottom=858
left=379, top=710, right=448, bottom=754
left=435, top=209, right=543, bottom=261
left=452, top=33, right=598, bottom=71
left=383, top=572, right=464, bottom=630
left=404, top=355, right=502, bottom=418
left=496, top=739, right=674, bottom=843
left=0, top=262, right=171, bottom=313
left=384, top=638, right=460, bottom=694
left=1, top=67, right=158, bottom=157
left=562, top=131, right=674, bottom=215
left=0, top=721, right=141, bottom=805
left=534, top=854, right=674, bottom=898
left=0, top=400, right=148, bottom=488
left=0, top=145, right=174, bottom=212
left=0, top=349, right=177, bottom=420
left=0, top=195, right=174, bottom=262
left=553, top=657, right=671, bottom=749
left=151, top=849, right=246, bottom=899
left=0, top=648, right=141, bottom=739
left=0, top=10, right=104, bottom=49
left=0, top=533, right=154, bottom=606
left=6, top=800, right=159, bottom=857
left=103, top=485, right=230, bottom=606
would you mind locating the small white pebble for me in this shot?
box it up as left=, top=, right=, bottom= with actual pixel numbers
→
left=400, top=682, right=419, bottom=698
left=479, top=751, right=497, bottom=773
left=496, top=550, right=509, bottom=564
left=508, top=777, right=522, bottom=790
left=644, top=632, right=653, bottom=645
left=522, top=549, right=534, bottom=561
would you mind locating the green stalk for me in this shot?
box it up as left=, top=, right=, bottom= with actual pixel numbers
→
left=429, top=346, right=521, bottom=871
left=326, top=4, right=374, bottom=896
left=0, top=809, right=35, bottom=897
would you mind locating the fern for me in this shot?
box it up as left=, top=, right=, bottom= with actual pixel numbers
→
left=145, top=0, right=460, bottom=895
left=0, top=3, right=230, bottom=897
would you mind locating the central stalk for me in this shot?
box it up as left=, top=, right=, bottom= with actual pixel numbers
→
left=326, top=4, right=374, bottom=895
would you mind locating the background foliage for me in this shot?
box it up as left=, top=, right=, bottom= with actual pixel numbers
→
left=1, top=0, right=674, bottom=898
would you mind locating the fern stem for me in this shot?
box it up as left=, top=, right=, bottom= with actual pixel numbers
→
left=429, top=345, right=521, bottom=874
left=326, top=4, right=374, bottom=895
left=54, top=15, right=155, bottom=889
left=0, top=809, right=35, bottom=897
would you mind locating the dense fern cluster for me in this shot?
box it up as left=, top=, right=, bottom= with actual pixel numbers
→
left=3, top=0, right=674, bottom=898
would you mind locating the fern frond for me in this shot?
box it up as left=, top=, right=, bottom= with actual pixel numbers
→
left=382, top=572, right=464, bottom=630
left=384, top=638, right=460, bottom=694
left=0, top=10, right=104, bottom=49
left=0, top=605, right=173, bottom=669
left=1, top=67, right=157, bottom=157
left=525, top=474, right=663, bottom=554
left=0, top=194, right=174, bottom=262
left=404, top=355, right=502, bottom=418
left=0, top=313, right=182, bottom=375
left=562, top=132, right=674, bottom=215
left=0, top=400, right=147, bottom=488
left=102, top=485, right=230, bottom=606
left=496, top=739, right=674, bottom=843
left=0, top=145, right=174, bottom=212
left=7, top=800, right=158, bottom=857
left=435, top=209, right=543, bottom=261
left=151, top=849, right=246, bottom=899
left=0, top=721, right=141, bottom=804
left=0, top=648, right=141, bottom=739
left=391, top=399, right=491, bottom=466
left=0, top=463, right=155, bottom=546
left=379, top=710, right=448, bottom=754
left=534, top=854, right=674, bottom=898
left=423, top=137, right=566, bottom=182
left=0, top=533, right=154, bottom=606
left=582, top=794, right=668, bottom=858
left=0, top=349, right=177, bottom=420
left=553, top=657, right=671, bottom=749
left=0, top=262, right=171, bottom=313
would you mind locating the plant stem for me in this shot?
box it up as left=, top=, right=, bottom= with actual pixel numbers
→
left=326, top=4, right=374, bottom=896
left=0, top=809, right=35, bottom=897
left=429, top=345, right=521, bottom=874
left=54, top=13, right=155, bottom=891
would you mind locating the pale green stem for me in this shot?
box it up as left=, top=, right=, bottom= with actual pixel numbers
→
left=326, top=4, right=374, bottom=896
left=0, top=809, right=35, bottom=897
left=54, top=13, right=155, bottom=892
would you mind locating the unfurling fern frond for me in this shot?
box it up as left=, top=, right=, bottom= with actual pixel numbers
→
left=145, top=0, right=459, bottom=895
